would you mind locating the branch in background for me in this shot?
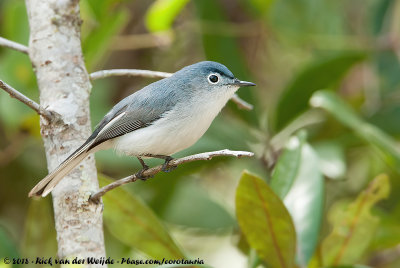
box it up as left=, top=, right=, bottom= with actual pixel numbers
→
left=90, top=69, right=254, bottom=110
left=112, top=32, right=173, bottom=51
left=231, top=93, right=253, bottom=110
left=90, top=69, right=171, bottom=80
left=0, top=132, right=27, bottom=167
left=0, top=36, right=28, bottom=54
left=89, top=149, right=254, bottom=203
left=0, top=80, right=53, bottom=121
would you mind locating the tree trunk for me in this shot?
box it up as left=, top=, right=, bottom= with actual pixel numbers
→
left=25, top=0, right=106, bottom=265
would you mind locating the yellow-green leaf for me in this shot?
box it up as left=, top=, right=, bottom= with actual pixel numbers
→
left=321, top=174, right=390, bottom=266
left=146, top=0, right=190, bottom=32
left=236, top=171, right=296, bottom=268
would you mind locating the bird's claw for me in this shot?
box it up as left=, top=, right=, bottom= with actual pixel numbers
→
left=135, top=168, right=153, bottom=181
left=162, top=157, right=177, bottom=172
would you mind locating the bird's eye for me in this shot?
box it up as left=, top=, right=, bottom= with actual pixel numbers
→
left=208, top=74, right=219, bottom=84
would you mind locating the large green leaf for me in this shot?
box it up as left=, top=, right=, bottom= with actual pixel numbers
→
left=321, top=174, right=390, bottom=266
left=145, top=0, right=190, bottom=32
left=160, top=180, right=235, bottom=229
left=284, top=144, right=324, bottom=266
left=236, top=171, right=296, bottom=268
left=275, top=52, right=366, bottom=130
left=270, top=130, right=306, bottom=199
left=310, top=90, right=400, bottom=173
left=100, top=176, right=185, bottom=260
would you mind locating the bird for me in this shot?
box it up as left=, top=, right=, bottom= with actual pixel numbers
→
left=29, top=61, right=256, bottom=197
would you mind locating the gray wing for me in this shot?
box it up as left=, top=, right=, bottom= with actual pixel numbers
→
left=86, top=78, right=179, bottom=150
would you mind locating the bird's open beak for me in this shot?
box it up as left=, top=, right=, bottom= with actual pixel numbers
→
left=233, top=78, right=256, bottom=87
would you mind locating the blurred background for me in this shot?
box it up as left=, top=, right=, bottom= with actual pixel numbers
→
left=1, top=0, right=400, bottom=267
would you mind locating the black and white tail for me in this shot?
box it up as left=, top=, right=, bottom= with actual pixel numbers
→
left=28, top=140, right=95, bottom=197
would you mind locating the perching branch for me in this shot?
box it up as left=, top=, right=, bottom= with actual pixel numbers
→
left=0, top=79, right=53, bottom=120
left=89, top=149, right=254, bottom=203
left=0, top=36, right=29, bottom=54
left=89, top=69, right=254, bottom=111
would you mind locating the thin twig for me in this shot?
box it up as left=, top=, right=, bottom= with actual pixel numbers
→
left=0, top=36, right=28, bottom=54
left=231, top=93, right=253, bottom=110
left=0, top=80, right=53, bottom=121
left=89, top=149, right=254, bottom=203
left=90, top=69, right=172, bottom=80
left=90, top=69, right=254, bottom=110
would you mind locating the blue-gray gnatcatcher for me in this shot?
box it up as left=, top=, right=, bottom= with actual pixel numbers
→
left=29, top=61, right=255, bottom=197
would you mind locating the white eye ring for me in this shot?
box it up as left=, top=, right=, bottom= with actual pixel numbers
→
left=208, top=73, right=220, bottom=84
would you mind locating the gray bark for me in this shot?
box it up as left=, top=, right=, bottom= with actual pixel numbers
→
left=25, top=0, right=106, bottom=265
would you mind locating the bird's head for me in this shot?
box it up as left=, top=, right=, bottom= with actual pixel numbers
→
left=172, top=61, right=255, bottom=97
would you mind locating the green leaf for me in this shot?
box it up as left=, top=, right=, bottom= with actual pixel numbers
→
left=372, top=0, right=392, bottom=34
left=314, top=141, right=346, bottom=180
left=21, top=198, right=57, bottom=263
left=275, top=52, right=366, bottom=130
left=310, top=90, right=400, bottom=173
left=270, top=130, right=306, bottom=199
left=100, top=176, right=185, bottom=259
left=85, top=0, right=128, bottom=20
left=236, top=171, right=296, bottom=268
left=321, top=174, right=390, bottom=266
left=284, top=144, right=324, bottom=266
left=1, top=0, right=29, bottom=44
left=145, top=0, right=190, bottom=32
left=82, top=10, right=129, bottom=71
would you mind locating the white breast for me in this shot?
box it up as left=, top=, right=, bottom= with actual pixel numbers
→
left=113, top=86, right=236, bottom=156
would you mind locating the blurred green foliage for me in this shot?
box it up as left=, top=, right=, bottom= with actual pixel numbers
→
left=1, top=0, right=400, bottom=267
left=322, top=175, right=390, bottom=266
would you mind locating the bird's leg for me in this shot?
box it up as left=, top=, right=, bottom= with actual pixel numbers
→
left=135, top=156, right=152, bottom=180
left=147, top=154, right=177, bottom=172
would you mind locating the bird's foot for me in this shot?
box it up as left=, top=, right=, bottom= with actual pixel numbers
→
left=162, top=156, right=177, bottom=172
left=135, top=157, right=153, bottom=180
left=135, top=167, right=153, bottom=181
